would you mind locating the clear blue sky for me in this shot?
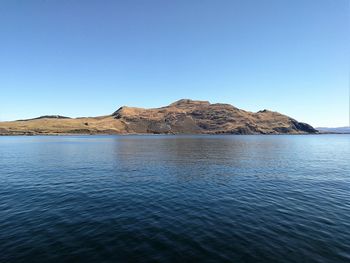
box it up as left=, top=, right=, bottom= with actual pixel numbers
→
left=0, top=0, right=349, bottom=127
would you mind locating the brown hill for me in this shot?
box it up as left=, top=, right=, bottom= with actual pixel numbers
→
left=0, top=99, right=317, bottom=135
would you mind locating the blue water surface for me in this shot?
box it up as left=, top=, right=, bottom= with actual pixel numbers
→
left=0, top=135, right=349, bottom=263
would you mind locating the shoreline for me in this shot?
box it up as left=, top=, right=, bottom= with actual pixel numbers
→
left=1, top=132, right=347, bottom=137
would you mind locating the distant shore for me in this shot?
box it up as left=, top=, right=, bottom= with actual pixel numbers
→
left=0, top=99, right=319, bottom=136
left=2, top=132, right=346, bottom=137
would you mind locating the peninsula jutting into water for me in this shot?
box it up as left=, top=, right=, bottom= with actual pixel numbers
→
left=0, top=99, right=317, bottom=135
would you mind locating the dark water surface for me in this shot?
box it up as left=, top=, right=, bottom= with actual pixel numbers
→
left=0, top=135, right=349, bottom=263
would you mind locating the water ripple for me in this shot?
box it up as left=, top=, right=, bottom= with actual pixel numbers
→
left=0, top=135, right=349, bottom=262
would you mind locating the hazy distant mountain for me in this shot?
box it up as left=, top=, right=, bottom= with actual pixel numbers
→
left=0, top=99, right=317, bottom=135
left=317, top=127, right=350, bottom=134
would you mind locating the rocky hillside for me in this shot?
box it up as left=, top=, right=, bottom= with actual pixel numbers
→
left=0, top=99, right=317, bottom=135
left=113, top=99, right=317, bottom=134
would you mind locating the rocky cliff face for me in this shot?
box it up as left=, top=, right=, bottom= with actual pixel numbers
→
left=112, top=99, right=317, bottom=134
left=0, top=99, right=317, bottom=135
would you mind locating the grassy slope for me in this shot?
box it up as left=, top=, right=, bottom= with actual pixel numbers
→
left=0, top=116, right=125, bottom=135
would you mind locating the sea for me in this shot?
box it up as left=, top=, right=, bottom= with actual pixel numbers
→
left=0, top=135, right=349, bottom=262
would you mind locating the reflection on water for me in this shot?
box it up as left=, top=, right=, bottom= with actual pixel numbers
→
left=0, top=135, right=350, bottom=262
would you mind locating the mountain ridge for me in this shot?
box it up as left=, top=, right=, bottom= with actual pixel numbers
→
left=317, top=127, right=350, bottom=134
left=0, top=99, right=317, bottom=135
